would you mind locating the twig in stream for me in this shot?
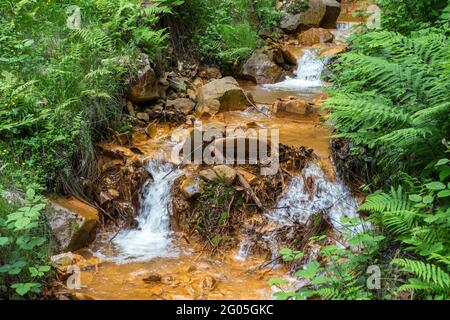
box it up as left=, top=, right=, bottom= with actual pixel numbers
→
left=236, top=171, right=264, bottom=210
left=243, top=91, right=270, bottom=118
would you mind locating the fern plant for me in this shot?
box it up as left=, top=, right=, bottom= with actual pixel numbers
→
left=360, top=152, right=450, bottom=299
left=324, top=29, right=450, bottom=176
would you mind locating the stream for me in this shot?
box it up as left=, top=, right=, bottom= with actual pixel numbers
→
left=73, top=27, right=360, bottom=300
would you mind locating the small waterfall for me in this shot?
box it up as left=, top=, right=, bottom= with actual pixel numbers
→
left=263, top=49, right=324, bottom=91
left=266, top=163, right=359, bottom=232
left=112, top=160, right=181, bottom=263
left=235, top=162, right=361, bottom=261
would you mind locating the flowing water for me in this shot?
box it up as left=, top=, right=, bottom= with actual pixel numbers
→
left=263, top=49, right=325, bottom=91
left=73, top=37, right=361, bottom=300
left=112, top=160, right=181, bottom=263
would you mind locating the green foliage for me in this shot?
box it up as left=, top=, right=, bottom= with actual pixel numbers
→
left=0, top=188, right=51, bottom=299
left=271, top=218, right=384, bottom=300
left=360, top=155, right=450, bottom=299
left=325, top=28, right=450, bottom=177
left=376, top=0, right=449, bottom=33
left=179, top=0, right=280, bottom=65
left=0, top=0, right=182, bottom=192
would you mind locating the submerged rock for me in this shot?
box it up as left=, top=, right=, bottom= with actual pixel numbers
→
left=273, top=98, right=317, bottom=115
left=143, top=273, right=162, bottom=283
left=241, top=50, right=283, bottom=84
left=46, top=198, right=99, bottom=252
left=196, top=77, right=251, bottom=116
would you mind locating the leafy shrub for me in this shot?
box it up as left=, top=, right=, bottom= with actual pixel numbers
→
left=179, top=0, right=280, bottom=65
left=0, top=188, right=51, bottom=299
left=377, top=0, right=449, bottom=33
left=274, top=152, right=450, bottom=300
left=0, top=0, right=182, bottom=192
left=324, top=28, right=450, bottom=180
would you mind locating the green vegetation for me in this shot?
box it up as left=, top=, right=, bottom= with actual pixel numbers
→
left=0, top=188, right=51, bottom=299
left=0, top=0, right=185, bottom=299
left=275, top=0, right=450, bottom=300
left=179, top=0, right=280, bottom=65
left=0, top=0, right=183, bottom=193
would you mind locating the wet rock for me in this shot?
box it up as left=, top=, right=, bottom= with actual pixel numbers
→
left=280, top=0, right=326, bottom=32
left=213, top=165, right=236, bottom=184
left=180, top=177, right=205, bottom=199
left=299, top=27, right=334, bottom=46
left=280, top=12, right=302, bottom=32
left=166, top=98, right=195, bottom=115
left=199, top=169, right=219, bottom=182
left=322, top=0, right=341, bottom=28
left=273, top=98, right=317, bottom=115
left=46, top=198, right=99, bottom=252
left=319, top=44, right=347, bottom=57
left=267, top=47, right=285, bottom=65
left=136, top=112, right=150, bottom=122
left=281, top=46, right=303, bottom=65
left=241, top=50, right=283, bottom=84
left=128, top=65, right=167, bottom=103
left=196, top=77, right=251, bottom=116
left=143, top=273, right=162, bottom=283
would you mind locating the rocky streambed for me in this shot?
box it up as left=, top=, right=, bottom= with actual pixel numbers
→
left=46, top=1, right=370, bottom=300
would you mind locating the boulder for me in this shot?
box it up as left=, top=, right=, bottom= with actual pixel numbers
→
left=241, top=50, right=283, bottom=84
left=280, top=12, right=302, bottom=32
left=213, top=165, right=236, bottom=184
left=319, top=44, right=347, bottom=57
left=273, top=98, right=317, bottom=115
left=279, top=0, right=326, bottom=32
left=46, top=198, right=99, bottom=252
left=199, top=169, right=219, bottom=182
left=281, top=46, right=303, bottom=65
left=196, top=77, right=251, bottom=116
left=299, top=28, right=334, bottom=46
left=128, top=66, right=167, bottom=103
left=322, top=0, right=341, bottom=28
left=180, top=177, right=205, bottom=199
left=166, top=98, right=195, bottom=115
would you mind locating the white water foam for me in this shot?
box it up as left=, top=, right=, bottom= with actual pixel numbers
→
left=266, top=162, right=359, bottom=232
left=263, top=49, right=325, bottom=91
left=112, top=160, right=182, bottom=263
